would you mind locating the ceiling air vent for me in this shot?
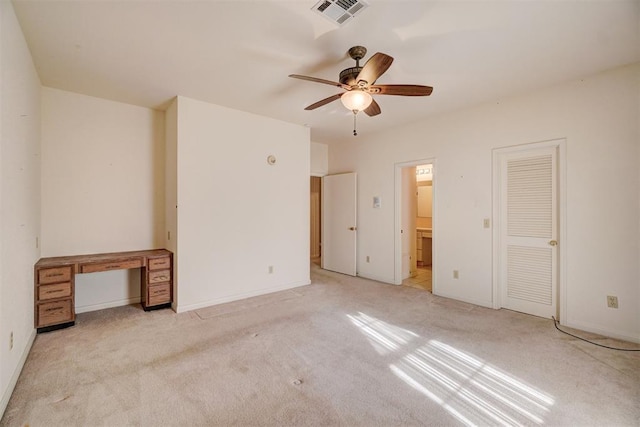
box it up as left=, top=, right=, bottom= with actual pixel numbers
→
left=312, top=0, right=369, bottom=26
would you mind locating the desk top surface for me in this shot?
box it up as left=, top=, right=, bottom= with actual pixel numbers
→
left=36, top=249, right=172, bottom=268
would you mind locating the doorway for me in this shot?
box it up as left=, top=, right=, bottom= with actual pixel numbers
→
left=394, top=159, right=436, bottom=292
left=310, top=176, right=321, bottom=266
left=406, top=164, right=433, bottom=291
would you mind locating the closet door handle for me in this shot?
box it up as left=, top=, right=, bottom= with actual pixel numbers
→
left=548, top=240, right=558, bottom=246
left=349, top=227, right=357, bottom=231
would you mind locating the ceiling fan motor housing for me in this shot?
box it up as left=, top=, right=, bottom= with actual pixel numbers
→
left=341, top=46, right=368, bottom=86
left=339, top=67, right=363, bottom=86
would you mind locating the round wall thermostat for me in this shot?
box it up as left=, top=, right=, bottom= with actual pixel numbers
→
left=267, top=155, right=276, bottom=165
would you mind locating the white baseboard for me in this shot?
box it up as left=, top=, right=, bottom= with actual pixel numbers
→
left=75, top=297, right=141, bottom=314
left=0, top=328, right=36, bottom=419
left=356, top=272, right=395, bottom=284
left=563, top=319, right=640, bottom=344
left=176, top=280, right=311, bottom=313
left=432, top=290, right=493, bottom=309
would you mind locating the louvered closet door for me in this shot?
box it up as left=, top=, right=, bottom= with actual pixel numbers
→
left=499, top=146, right=558, bottom=319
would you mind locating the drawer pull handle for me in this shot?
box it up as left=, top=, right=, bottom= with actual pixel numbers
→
left=48, top=273, right=64, bottom=277
left=45, top=306, right=63, bottom=312
left=47, top=289, right=64, bottom=293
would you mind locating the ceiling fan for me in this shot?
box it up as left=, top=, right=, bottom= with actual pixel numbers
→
left=289, top=46, right=433, bottom=135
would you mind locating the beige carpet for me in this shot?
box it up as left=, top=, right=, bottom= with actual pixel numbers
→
left=2, top=265, right=639, bottom=426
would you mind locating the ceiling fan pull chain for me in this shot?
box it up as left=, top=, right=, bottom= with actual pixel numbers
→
left=353, top=111, right=358, bottom=136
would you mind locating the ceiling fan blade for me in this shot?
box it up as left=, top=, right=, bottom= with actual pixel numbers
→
left=289, top=74, right=350, bottom=90
left=356, top=53, right=394, bottom=86
left=364, top=99, right=381, bottom=117
left=304, top=93, right=343, bottom=110
left=368, top=84, right=433, bottom=96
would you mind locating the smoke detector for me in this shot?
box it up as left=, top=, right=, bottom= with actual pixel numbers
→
left=312, top=0, right=369, bottom=26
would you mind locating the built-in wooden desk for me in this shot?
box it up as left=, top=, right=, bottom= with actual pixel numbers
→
left=34, top=249, right=173, bottom=332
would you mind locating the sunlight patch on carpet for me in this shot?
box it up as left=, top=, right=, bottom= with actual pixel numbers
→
left=346, top=312, right=419, bottom=355
left=348, top=312, right=555, bottom=425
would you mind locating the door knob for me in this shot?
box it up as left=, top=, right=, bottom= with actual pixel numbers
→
left=349, top=227, right=357, bottom=231
left=549, top=240, right=558, bottom=246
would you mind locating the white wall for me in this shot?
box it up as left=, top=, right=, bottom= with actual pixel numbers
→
left=329, top=64, right=640, bottom=342
left=311, top=141, right=328, bottom=176
left=174, top=96, right=310, bottom=312
left=41, top=88, right=165, bottom=312
left=0, top=0, right=41, bottom=415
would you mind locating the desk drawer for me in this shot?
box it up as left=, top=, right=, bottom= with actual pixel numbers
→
left=38, top=299, right=73, bottom=327
left=38, top=282, right=72, bottom=301
left=148, top=256, right=171, bottom=271
left=148, top=270, right=171, bottom=284
left=80, top=258, right=143, bottom=273
left=148, top=283, right=171, bottom=306
left=38, top=266, right=72, bottom=284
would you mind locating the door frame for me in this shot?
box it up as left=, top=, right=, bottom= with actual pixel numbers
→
left=394, top=158, right=436, bottom=286
left=491, top=138, right=567, bottom=321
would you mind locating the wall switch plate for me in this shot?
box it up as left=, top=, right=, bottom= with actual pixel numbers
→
left=10, top=331, right=13, bottom=350
left=366, top=256, right=370, bottom=263
left=607, top=295, right=618, bottom=308
left=483, top=218, right=490, bottom=228
left=453, top=270, right=459, bottom=279
left=268, top=265, right=274, bottom=274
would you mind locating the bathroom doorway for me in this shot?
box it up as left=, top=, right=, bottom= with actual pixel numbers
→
left=394, top=160, right=435, bottom=292
left=407, top=164, right=433, bottom=291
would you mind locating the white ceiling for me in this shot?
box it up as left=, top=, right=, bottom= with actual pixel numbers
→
left=12, top=0, right=640, bottom=144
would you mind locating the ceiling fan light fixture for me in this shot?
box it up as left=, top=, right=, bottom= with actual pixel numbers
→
left=341, top=90, right=372, bottom=113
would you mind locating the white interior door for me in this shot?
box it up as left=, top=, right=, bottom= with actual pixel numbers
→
left=497, top=144, right=559, bottom=319
left=322, top=173, right=357, bottom=276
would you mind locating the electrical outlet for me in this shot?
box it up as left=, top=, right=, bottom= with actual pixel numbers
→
left=10, top=331, right=13, bottom=350
left=607, top=295, right=618, bottom=308
left=268, top=265, right=274, bottom=274
left=366, top=256, right=370, bottom=263
left=453, top=270, right=459, bottom=279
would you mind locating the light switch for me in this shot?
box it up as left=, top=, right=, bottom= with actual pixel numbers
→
left=373, top=196, right=381, bottom=208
